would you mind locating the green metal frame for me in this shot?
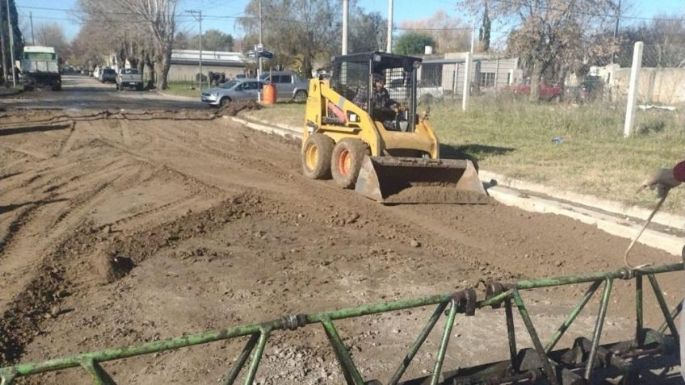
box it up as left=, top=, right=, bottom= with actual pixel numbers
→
left=0, top=263, right=682, bottom=385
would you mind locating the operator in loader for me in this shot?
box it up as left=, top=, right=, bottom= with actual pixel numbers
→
left=371, top=73, right=405, bottom=130
left=640, top=160, right=685, bottom=381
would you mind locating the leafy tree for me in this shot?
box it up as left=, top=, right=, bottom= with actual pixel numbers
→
left=190, top=29, right=234, bottom=52
left=394, top=32, right=435, bottom=55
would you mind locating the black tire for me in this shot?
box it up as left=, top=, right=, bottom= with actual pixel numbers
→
left=293, top=90, right=307, bottom=102
left=331, top=138, right=369, bottom=189
left=302, top=133, right=335, bottom=179
left=219, top=97, right=230, bottom=107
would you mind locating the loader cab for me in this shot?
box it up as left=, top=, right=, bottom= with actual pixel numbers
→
left=330, top=52, right=419, bottom=133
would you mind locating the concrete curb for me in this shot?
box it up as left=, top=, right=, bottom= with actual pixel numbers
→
left=489, top=186, right=684, bottom=256
left=231, top=113, right=684, bottom=256
left=479, top=170, right=685, bottom=230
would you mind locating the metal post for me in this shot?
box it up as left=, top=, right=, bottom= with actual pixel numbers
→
left=584, top=279, right=613, bottom=381
left=199, top=11, right=202, bottom=91
left=386, top=0, right=393, bottom=53
left=623, top=41, right=643, bottom=137
left=342, top=0, right=349, bottom=55
left=258, top=0, right=263, bottom=101
left=6, top=0, right=16, bottom=87
left=462, top=52, right=471, bottom=111
left=635, top=275, right=644, bottom=345
left=430, top=300, right=458, bottom=385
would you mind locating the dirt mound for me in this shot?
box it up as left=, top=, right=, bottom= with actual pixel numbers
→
left=217, top=100, right=262, bottom=116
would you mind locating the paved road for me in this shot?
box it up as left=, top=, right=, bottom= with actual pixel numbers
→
left=0, top=75, right=203, bottom=111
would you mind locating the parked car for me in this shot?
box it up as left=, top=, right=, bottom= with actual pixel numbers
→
left=99, top=68, right=117, bottom=83
left=116, top=68, right=144, bottom=91
left=259, top=71, right=308, bottom=102
left=201, top=79, right=264, bottom=107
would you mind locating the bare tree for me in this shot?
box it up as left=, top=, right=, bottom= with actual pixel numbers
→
left=34, top=23, right=70, bottom=61
left=239, top=0, right=340, bottom=76
left=78, top=0, right=177, bottom=89
left=459, top=0, right=619, bottom=101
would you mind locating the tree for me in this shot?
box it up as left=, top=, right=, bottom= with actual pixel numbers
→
left=617, top=16, right=685, bottom=68
left=239, top=0, right=340, bottom=76
left=478, top=3, right=491, bottom=52
left=0, top=0, right=23, bottom=84
left=459, top=0, right=619, bottom=101
left=394, top=32, right=435, bottom=55
left=174, top=31, right=190, bottom=50
left=189, top=29, right=234, bottom=52
left=78, top=0, right=178, bottom=89
left=399, top=10, right=469, bottom=53
left=349, top=10, right=386, bottom=53
left=34, top=23, right=70, bottom=62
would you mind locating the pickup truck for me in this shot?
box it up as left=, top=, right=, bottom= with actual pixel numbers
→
left=258, top=71, right=308, bottom=102
left=116, top=68, right=144, bottom=91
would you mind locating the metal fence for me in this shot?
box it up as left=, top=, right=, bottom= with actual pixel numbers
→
left=0, top=263, right=682, bottom=385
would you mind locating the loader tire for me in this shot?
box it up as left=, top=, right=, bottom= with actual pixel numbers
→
left=331, top=138, right=368, bottom=189
left=302, top=134, right=335, bottom=179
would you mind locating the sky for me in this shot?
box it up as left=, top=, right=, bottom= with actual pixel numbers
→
left=14, top=0, right=685, bottom=44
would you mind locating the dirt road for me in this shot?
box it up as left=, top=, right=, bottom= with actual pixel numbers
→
left=0, top=87, right=682, bottom=384
left=0, top=75, right=201, bottom=111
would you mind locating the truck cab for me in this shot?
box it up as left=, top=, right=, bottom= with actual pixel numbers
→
left=21, top=46, right=61, bottom=91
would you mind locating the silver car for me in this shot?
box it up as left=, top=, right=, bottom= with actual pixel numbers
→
left=259, top=71, right=308, bottom=102
left=201, top=79, right=264, bottom=106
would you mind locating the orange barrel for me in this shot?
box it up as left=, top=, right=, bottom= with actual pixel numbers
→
left=262, top=83, right=277, bottom=104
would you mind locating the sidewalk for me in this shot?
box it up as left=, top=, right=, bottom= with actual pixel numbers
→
left=229, top=113, right=685, bottom=257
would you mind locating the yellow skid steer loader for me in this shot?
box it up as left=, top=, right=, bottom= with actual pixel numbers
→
left=301, top=52, right=487, bottom=204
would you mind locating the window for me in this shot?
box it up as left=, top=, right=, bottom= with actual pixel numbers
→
left=480, top=72, right=495, bottom=88
left=279, top=75, right=292, bottom=83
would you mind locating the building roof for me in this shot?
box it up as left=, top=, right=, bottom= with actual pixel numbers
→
left=24, top=46, right=56, bottom=53
left=170, top=49, right=252, bottom=67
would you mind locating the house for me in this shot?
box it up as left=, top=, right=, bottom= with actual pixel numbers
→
left=420, top=52, right=521, bottom=97
left=168, top=49, right=251, bottom=82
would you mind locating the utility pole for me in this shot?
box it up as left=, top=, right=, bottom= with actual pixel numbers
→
left=342, top=0, right=348, bottom=54
left=258, top=0, right=263, bottom=78
left=30, top=11, right=35, bottom=45
left=0, top=10, right=7, bottom=86
left=612, top=0, right=621, bottom=63
left=186, top=10, right=203, bottom=90
left=6, top=0, right=15, bottom=87
left=386, top=0, right=393, bottom=53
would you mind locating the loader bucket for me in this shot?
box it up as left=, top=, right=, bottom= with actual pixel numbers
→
left=354, top=156, right=490, bottom=204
